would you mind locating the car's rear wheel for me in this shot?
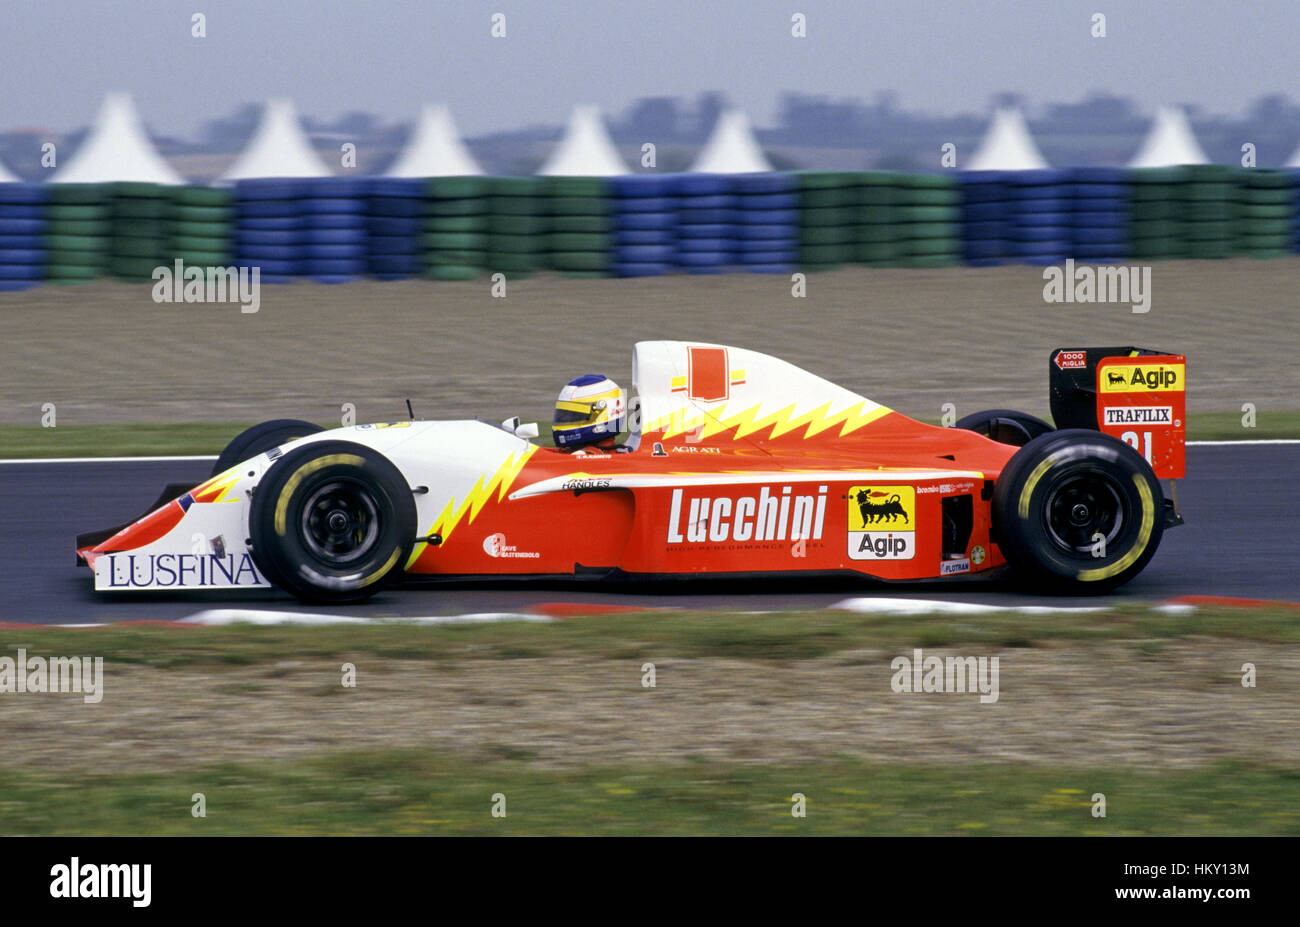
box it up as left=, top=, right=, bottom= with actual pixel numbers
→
left=992, top=429, right=1164, bottom=593
left=248, top=441, right=416, bottom=603
left=212, top=419, right=324, bottom=476
left=956, top=409, right=1055, bottom=447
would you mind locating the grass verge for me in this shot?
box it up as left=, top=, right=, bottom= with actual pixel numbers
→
left=1, top=751, right=1295, bottom=835
left=4, top=604, right=1298, bottom=669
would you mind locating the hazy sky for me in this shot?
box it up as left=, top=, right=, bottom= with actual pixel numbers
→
left=5, top=1, right=1297, bottom=135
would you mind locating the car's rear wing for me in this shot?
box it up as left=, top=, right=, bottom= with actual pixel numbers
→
left=1049, top=348, right=1186, bottom=480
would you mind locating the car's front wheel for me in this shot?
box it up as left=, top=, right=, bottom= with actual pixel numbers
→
left=991, top=429, right=1164, bottom=593
left=248, top=441, right=417, bottom=603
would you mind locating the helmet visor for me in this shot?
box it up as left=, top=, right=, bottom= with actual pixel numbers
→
left=554, top=398, right=606, bottom=426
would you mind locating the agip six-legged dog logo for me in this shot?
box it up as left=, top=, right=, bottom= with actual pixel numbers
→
left=847, top=485, right=915, bottom=561
left=852, top=490, right=910, bottom=525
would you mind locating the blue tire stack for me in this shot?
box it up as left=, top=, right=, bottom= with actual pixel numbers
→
left=1067, top=167, right=1130, bottom=263
left=733, top=173, right=798, bottom=273
left=1010, top=169, right=1073, bottom=265
left=674, top=174, right=737, bottom=274
left=0, top=184, right=47, bottom=291
left=958, top=171, right=1014, bottom=266
left=609, top=174, right=677, bottom=277
left=299, top=177, right=367, bottom=283
left=365, top=178, right=424, bottom=280
left=234, top=179, right=305, bottom=284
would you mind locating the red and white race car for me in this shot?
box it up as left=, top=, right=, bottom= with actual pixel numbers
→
left=76, top=341, right=1185, bottom=602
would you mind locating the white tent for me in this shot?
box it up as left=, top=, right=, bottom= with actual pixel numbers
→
left=1285, top=139, right=1300, bottom=168
left=537, top=105, right=628, bottom=176
left=0, top=158, right=18, bottom=183
left=386, top=104, right=482, bottom=177
left=966, top=108, right=1049, bottom=171
left=690, top=109, right=773, bottom=173
left=1128, top=106, right=1209, bottom=167
left=219, top=98, right=332, bottom=181
left=53, top=92, right=185, bottom=184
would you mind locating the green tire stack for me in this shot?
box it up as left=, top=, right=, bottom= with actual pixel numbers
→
left=1179, top=165, right=1235, bottom=259
left=108, top=182, right=172, bottom=280
left=795, top=171, right=857, bottom=270
left=1128, top=167, right=1189, bottom=260
left=486, top=177, right=544, bottom=277
left=539, top=177, right=612, bottom=276
left=895, top=174, right=961, bottom=266
left=44, top=184, right=112, bottom=284
left=424, top=176, right=490, bottom=280
left=1233, top=168, right=1294, bottom=259
left=855, top=171, right=905, bottom=266
left=169, top=186, right=233, bottom=270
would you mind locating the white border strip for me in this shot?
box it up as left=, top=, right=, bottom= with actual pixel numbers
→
left=1186, top=439, right=1300, bottom=446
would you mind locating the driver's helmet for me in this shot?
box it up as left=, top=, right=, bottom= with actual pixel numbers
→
left=553, top=375, right=625, bottom=449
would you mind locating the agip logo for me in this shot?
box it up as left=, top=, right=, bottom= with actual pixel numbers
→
left=847, top=485, right=915, bottom=561
left=1099, top=362, right=1185, bottom=393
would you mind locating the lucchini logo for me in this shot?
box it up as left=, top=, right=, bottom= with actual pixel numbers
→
left=0, top=649, right=103, bottom=704
left=151, top=259, right=261, bottom=313
left=1042, top=259, right=1151, bottom=314
left=890, top=648, right=1000, bottom=704
left=50, top=858, right=150, bottom=908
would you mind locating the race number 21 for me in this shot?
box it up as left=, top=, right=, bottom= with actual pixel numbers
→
left=1122, top=430, right=1153, bottom=465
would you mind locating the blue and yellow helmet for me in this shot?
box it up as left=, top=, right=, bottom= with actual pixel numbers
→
left=553, top=375, right=625, bottom=448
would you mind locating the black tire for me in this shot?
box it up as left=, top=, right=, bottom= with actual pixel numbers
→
left=992, top=429, right=1164, bottom=594
left=248, top=441, right=417, bottom=603
left=955, top=409, right=1055, bottom=447
left=212, top=419, right=324, bottom=476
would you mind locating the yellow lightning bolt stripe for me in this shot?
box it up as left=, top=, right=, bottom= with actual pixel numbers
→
left=406, top=445, right=538, bottom=567
left=648, top=400, right=892, bottom=442
left=189, top=468, right=243, bottom=503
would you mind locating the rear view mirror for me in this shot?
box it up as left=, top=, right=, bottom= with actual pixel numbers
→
left=515, top=422, right=539, bottom=439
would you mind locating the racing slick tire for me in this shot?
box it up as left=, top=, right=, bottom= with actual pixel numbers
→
left=249, top=441, right=417, bottom=603
left=955, top=409, right=1055, bottom=447
left=992, top=429, right=1164, bottom=594
left=212, top=419, right=325, bottom=476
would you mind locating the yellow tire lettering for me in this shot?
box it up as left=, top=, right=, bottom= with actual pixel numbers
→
left=1017, top=455, right=1057, bottom=519
left=357, top=546, right=402, bottom=587
left=1077, top=475, right=1155, bottom=582
left=273, top=454, right=366, bottom=536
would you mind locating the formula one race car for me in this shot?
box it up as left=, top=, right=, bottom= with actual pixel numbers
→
left=76, top=341, right=1186, bottom=602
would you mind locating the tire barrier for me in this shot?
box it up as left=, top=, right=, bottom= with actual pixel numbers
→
left=0, top=183, right=47, bottom=291
left=733, top=171, right=797, bottom=273
left=234, top=178, right=304, bottom=284
left=898, top=173, right=961, bottom=267
left=797, top=171, right=856, bottom=271
left=484, top=176, right=539, bottom=278
left=43, top=183, right=110, bottom=284
left=675, top=173, right=737, bottom=274
left=5, top=169, right=1300, bottom=288
left=540, top=176, right=611, bottom=277
left=366, top=177, right=423, bottom=280
left=298, top=177, right=367, bottom=283
left=1234, top=168, right=1293, bottom=259
left=610, top=174, right=676, bottom=277
left=169, top=185, right=233, bottom=272
left=959, top=171, right=1013, bottom=266
left=1010, top=169, right=1072, bottom=266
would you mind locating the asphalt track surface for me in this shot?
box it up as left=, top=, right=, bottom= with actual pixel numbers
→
left=0, top=445, right=1295, bottom=624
